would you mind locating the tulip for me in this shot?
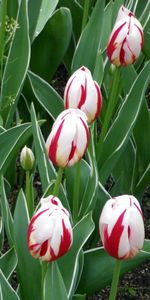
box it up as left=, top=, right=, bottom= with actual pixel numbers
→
left=28, top=195, right=73, bottom=262
left=20, top=146, right=35, bottom=171
left=46, top=108, right=89, bottom=168
left=99, top=195, right=145, bottom=259
left=64, top=66, right=102, bottom=123
left=107, top=5, right=144, bottom=66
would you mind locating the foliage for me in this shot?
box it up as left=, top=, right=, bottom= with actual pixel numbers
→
left=0, top=0, right=150, bottom=299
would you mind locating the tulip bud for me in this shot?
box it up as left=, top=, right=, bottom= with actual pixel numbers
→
left=64, top=66, right=102, bottom=123
left=28, top=195, right=73, bottom=262
left=107, top=5, right=144, bottom=66
left=99, top=195, right=145, bottom=259
left=46, top=108, right=89, bottom=168
left=20, top=146, right=35, bottom=171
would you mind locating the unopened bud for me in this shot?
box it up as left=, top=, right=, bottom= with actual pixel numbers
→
left=20, top=146, right=35, bottom=171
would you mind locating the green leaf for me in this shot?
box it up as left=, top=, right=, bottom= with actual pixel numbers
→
left=78, top=242, right=150, bottom=296
left=0, top=248, right=17, bottom=279
left=93, top=51, right=104, bottom=86
left=71, top=0, right=105, bottom=73
left=14, top=190, right=42, bottom=300
left=134, top=164, right=150, bottom=199
left=0, top=176, right=14, bottom=247
left=58, top=213, right=95, bottom=299
left=0, top=123, right=32, bottom=174
left=30, top=103, right=55, bottom=190
left=0, top=214, right=4, bottom=251
left=28, top=0, right=58, bottom=41
left=30, top=7, right=72, bottom=82
left=100, top=0, right=113, bottom=51
left=98, top=62, right=150, bottom=184
left=28, top=71, right=64, bottom=120
left=44, top=262, right=68, bottom=300
left=0, top=270, right=20, bottom=300
left=0, top=0, right=30, bottom=127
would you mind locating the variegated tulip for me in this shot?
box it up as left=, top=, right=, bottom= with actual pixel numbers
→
left=46, top=108, right=89, bottom=168
left=64, top=66, right=102, bottom=123
left=107, top=5, right=144, bottom=66
left=99, top=195, right=145, bottom=259
left=28, top=195, right=73, bottom=262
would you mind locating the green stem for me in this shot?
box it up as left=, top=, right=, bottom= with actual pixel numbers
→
left=96, top=67, right=120, bottom=162
left=73, top=161, right=81, bottom=223
left=81, top=0, right=90, bottom=31
left=109, top=259, right=122, bottom=300
left=0, top=0, right=7, bottom=79
left=41, top=261, right=48, bottom=300
left=53, top=167, right=64, bottom=196
left=25, top=170, right=30, bottom=212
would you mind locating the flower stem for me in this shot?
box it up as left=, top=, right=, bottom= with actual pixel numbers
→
left=25, top=171, right=30, bottom=211
left=53, top=167, right=64, bottom=196
left=109, top=259, right=122, bottom=300
left=81, top=0, right=90, bottom=31
left=96, top=67, right=120, bottom=162
left=73, top=161, right=81, bottom=223
left=41, top=261, right=48, bottom=300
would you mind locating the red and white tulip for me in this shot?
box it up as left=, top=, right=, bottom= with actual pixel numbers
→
left=64, top=66, right=102, bottom=123
left=107, top=5, right=144, bottom=66
left=46, top=108, right=89, bottom=168
left=28, top=195, right=73, bottom=262
left=99, top=195, right=145, bottom=259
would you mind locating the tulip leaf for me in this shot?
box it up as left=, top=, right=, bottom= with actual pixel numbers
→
left=0, top=0, right=30, bottom=127
left=0, top=270, right=20, bottom=300
left=44, top=262, right=68, bottom=300
left=28, top=71, right=64, bottom=120
left=134, top=164, right=150, bottom=199
left=0, top=123, right=32, bottom=175
left=0, top=248, right=17, bottom=279
left=98, top=61, right=150, bottom=184
left=28, top=0, right=58, bottom=41
left=30, top=103, right=55, bottom=190
left=0, top=176, right=14, bottom=247
left=30, top=8, right=72, bottom=82
left=100, top=0, right=113, bottom=51
left=0, top=214, right=4, bottom=251
left=77, top=242, right=150, bottom=296
left=71, top=0, right=105, bottom=73
left=58, top=213, right=95, bottom=298
left=14, top=189, right=42, bottom=300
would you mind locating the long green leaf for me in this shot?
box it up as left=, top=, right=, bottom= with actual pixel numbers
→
left=0, top=271, right=20, bottom=300
left=71, top=0, right=105, bottom=73
left=78, top=241, right=150, bottom=296
left=0, top=176, right=14, bottom=247
left=98, top=62, right=150, bottom=184
left=44, top=262, right=68, bottom=300
left=28, top=0, right=58, bottom=41
left=0, top=248, right=17, bottom=279
left=0, top=0, right=30, bottom=127
left=0, top=123, right=32, bottom=174
left=58, top=213, right=95, bottom=298
left=28, top=71, right=64, bottom=120
left=30, top=103, right=55, bottom=190
left=14, top=190, right=42, bottom=300
left=30, top=8, right=72, bottom=82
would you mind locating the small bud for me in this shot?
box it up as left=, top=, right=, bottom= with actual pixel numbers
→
left=20, top=146, right=35, bottom=171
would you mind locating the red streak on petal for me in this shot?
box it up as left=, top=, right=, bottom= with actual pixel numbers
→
left=51, top=196, right=59, bottom=206
left=49, top=219, right=72, bottom=261
left=93, top=82, right=102, bottom=120
left=78, top=78, right=87, bottom=108
left=80, top=117, right=89, bottom=151
left=128, top=225, right=131, bottom=239
left=133, top=202, right=143, bottom=219
left=48, top=119, right=65, bottom=165
left=65, top=77, right=75, bottom=109
left=107, top=22, right=126, bottom=60
left=40, top=240, right=48, bottom=257
left=68, top=142, right=76, bottom=161
left=135, top=24, right=144, bottom=47
left=120, top=39, right=126, bottom=64
left=27, top=208, right=49, bottom=247
left=103, top=210, right=126, bottom=259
